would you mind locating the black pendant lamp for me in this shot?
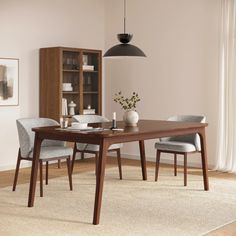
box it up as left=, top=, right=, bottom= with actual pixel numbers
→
left=104, top=0, right=146, bottom=58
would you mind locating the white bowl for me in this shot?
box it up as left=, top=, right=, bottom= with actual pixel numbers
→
left=71, top=122, right=88, bottom=129
left=63, top=87, right=73, bottom=91
left=63, top=83, right=72, bottom=91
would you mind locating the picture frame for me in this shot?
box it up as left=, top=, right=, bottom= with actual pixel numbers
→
left=0, top=58, right=19, bottom=106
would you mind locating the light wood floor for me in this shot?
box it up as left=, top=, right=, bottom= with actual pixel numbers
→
left=1, top=156, right=236, bottom=235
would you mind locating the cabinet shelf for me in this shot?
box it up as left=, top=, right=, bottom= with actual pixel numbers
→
left=83, top=91, right=98, bottom=94
left=83, top=70, right=98, bottom=73
left=63, top=69, right=79, bottom=73
left=63, top=91, right=80, bottom=95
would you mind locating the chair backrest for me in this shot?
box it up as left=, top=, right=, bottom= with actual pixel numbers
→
left=72, top=115, right=109, bottom=123
left=16, top=118, right=63, bottom=158
left=162, top=115, right=206, bottom=151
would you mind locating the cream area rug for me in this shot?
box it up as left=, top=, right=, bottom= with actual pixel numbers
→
left=1, top=166, right=236, bottom=236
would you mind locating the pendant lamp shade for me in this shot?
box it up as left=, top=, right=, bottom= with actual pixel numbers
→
left=104, top=43, right=146, bottom=57
left=103, top=1, right=146, bottom=58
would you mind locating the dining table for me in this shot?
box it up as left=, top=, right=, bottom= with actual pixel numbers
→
left=28, top=119, right=209, bottom=225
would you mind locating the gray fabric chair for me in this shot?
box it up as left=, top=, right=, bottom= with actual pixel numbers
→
left=13, top=118, right=73, bottom=196
left=154, top=115, right=206, bottom=186
left=72, top=115, right=123, bottom=179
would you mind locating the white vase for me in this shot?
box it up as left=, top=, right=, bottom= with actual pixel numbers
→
left=123, top=110, right=139, bottom=126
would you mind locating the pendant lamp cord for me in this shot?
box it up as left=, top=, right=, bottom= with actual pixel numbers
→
left=124, top=0, right=126, bottom=33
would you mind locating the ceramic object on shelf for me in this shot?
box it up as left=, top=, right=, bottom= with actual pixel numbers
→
left=63, top=83, right=73, bottom=91
left=68, top=101, right=76, bottom=115
left=123, top=110, right=139, bottom=126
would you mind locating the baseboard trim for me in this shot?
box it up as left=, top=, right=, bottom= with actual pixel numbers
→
left=0, top=162, right=31, bottom=171
left=0, top=159, right=68, bottom=172
left=110, top=152, right=215, bottom=169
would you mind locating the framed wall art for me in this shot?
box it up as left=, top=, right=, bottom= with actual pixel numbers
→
left=0, top=58, right=19, bottom=106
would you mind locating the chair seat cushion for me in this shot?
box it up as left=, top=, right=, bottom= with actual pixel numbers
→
left=155, top=141, right=196, bottom=152
left=76, top=143, right=123, bottom=152
left=29, top=146, right=73, bottom=159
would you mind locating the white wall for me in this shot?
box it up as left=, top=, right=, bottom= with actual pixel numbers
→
left=0, top=0, right=221, bottom=170
left=0, top=0, right=105, bottom=170
left=104, top=0, right=221, bottom=168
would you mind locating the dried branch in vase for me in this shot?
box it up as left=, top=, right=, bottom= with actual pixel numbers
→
left=113, top=91, right=140, bottom=111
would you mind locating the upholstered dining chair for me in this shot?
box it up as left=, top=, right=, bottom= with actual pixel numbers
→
left=154, top=115, right=206, bottom=186
left=71, top=115, right=123, bottom=179
left=13, top=118, right=73, bottom=197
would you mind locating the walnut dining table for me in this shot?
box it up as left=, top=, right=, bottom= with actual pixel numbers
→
left=28, top=120, right=209, bottom=225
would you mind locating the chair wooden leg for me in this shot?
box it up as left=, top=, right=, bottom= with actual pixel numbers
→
left=66, top=157, right=73, bottom=191
left=174, top=154, right=177, bottom=176
left=81, top=152, right=84, bottom=160
left=58, top=160, right=61, bottom=169
left=184, top=153, right=187, bottom=186
left=39, top=160, right=43, bottom=197
left=46, top=161, right=49, bottom=185
left=155, top=150, right=161, bottom=181
left=12, top=149, right=21, bottom=191
left=116, top=149, right=122, bottom=180
left=71, top=143, right=77, bottom=174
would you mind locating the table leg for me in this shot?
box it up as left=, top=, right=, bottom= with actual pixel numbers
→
left=199, top=128, right=209, bottom=191
left=28, top=134, right=42, bottom=207
left=139, top=140, right=147, bottom=180
left=93, top=139, right=108, bottom=225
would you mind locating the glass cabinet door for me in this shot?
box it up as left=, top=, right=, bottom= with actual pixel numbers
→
left=82, top=52, right=99, bottom=114
left=62, top=51, right=80, bottom=116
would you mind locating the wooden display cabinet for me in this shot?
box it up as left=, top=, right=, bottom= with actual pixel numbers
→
left=39, top=47, right=102, bottom=121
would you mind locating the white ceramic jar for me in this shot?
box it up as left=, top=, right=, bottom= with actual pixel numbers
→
left=68, top=101, right=76, bottom=115
left=123, top=110, right=139, bottom=126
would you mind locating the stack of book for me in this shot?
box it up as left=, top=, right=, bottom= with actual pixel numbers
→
left=83, top=65, right=94, bottom=71
left=83, top=108, right=95, bottom=115
left=62, top=98, right=68, bottom=115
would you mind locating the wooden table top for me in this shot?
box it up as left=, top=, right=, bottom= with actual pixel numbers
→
left=32, top=119, right=207, bottom=140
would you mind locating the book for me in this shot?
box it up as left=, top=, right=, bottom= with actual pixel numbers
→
left=83, top=65, right=94, bottom=71
left=62, top=98, right=68, bottom=115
